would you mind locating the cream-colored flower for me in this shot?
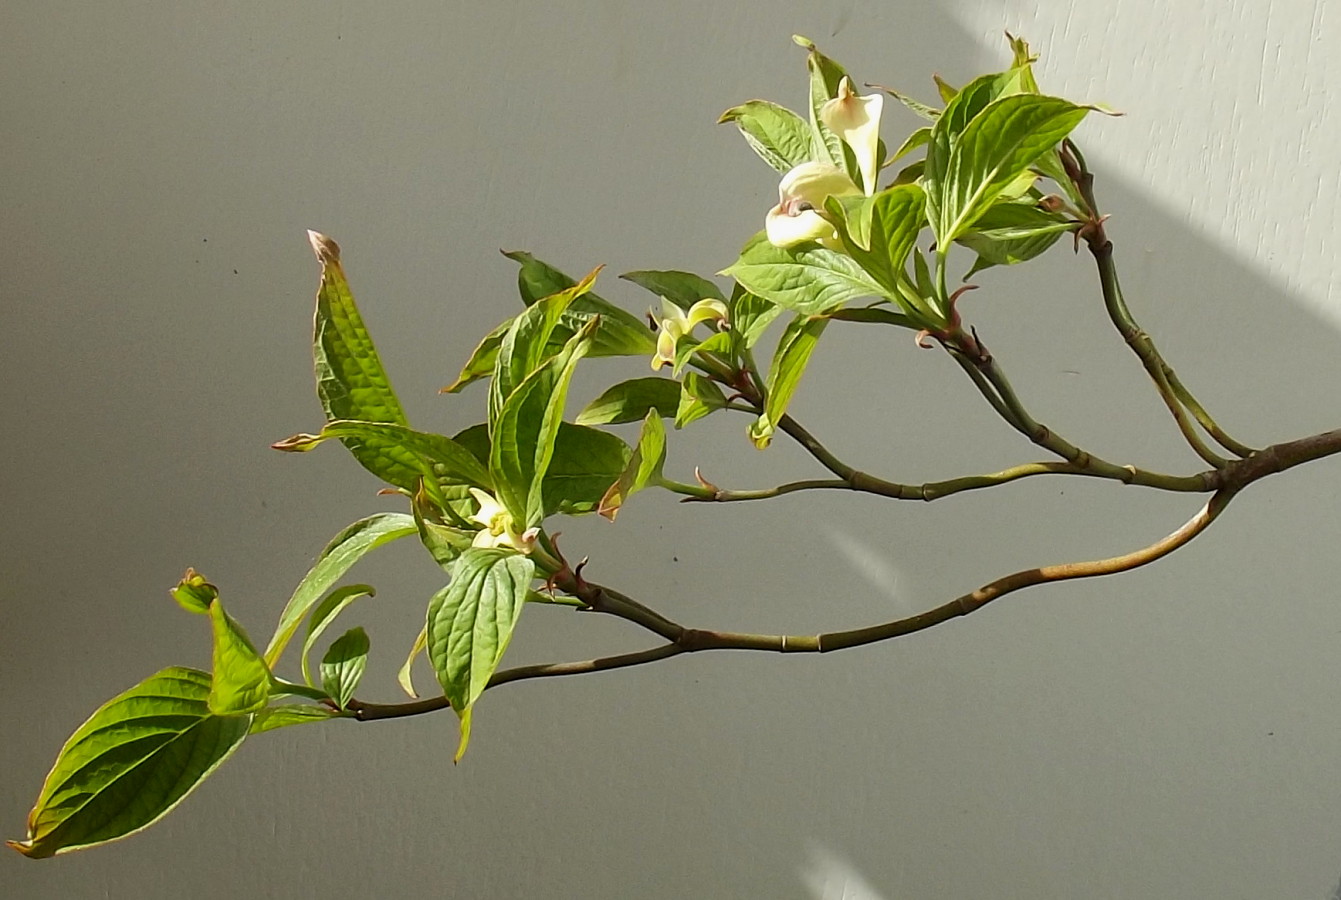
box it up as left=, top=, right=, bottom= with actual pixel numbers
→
left=820, top=77, right=884, bottom=196
left=764, top=161, right=861, bottom=249
left=651, top=297, right=728, bottom=371
left=467, top=488, right=535, bottom=554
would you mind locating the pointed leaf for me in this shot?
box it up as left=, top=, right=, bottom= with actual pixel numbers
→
left=320, top=627, right=370, bottom=710
left=489, top=319, right=598, bottom=527
left=398, top=626, right=428, bottom=698
left=307, top=232, right=409, bottom=485
left=676, top=371, right=727, bottom=428
left=264, top=513, right=417, bottom=666
left=249, top=704, right=340, bottom=735
left=441, top=318, right=510, bottom=394
left=729, top=288, right=783, bottom=350
left=752, top=315, right=829, bottom=449
left=793, top=35, right=850, bottom=170
left=718, top=100, right=815, bottom=174
left=502, top=251, right=655, bottom=357
left=207, top=597, right=270, bottom=716
left=620, top=269, right=726, bottom=311
left=957, top=201, right=1077, bottom=276
left=576, top=376, right=680, bottom=426
left=272, top=419, right=493, bottom=498
left=826, top=184, right=926, bottom=296
left=598, top=411, right=667, bottom=520
left=300, top=584, right=375, bottom=687
left=426, top=549, right=536, bottom=760
left=722, top=231, right=888, bottom=315
left=541, top=424, right=631, bottom=516
left=9, top=668, right=249, bottom=858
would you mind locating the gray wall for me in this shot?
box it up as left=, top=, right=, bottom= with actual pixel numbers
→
left=5, top=1, right=1341, bottom=897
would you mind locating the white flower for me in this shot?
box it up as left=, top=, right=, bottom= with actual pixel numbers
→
left=764, top=162, right=861, bottom=249
left=651, top=297, right=729, bottom=371
left=820, top=76, right=884, bottom=196
left=467, top=488, right=535, bottom=554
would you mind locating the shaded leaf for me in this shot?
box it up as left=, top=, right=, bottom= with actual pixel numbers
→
left=502, top=251, right=655, bottom=357
left=620, top=269, right=726, bottom=311
left=676, top=371, right=727, bottom=428
left=320, top=627, right=370, bottom=710
left=576, top=376, right=680, bottom=426
left=300, top=584, right=375, bottom=687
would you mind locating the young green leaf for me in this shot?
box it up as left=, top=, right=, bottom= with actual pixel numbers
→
left=249, top=704, right=340, bottom=735
left=413, top=488, right=476, bottom=570
left=730, top=288, right=784, bottom=350
left=935, top=94, right=1089, bottom=246
left=441, top=318, right=510, bottom=394
left=272, top=419, right=493, bottom=498
left=826, top=184, right=926, bottom=297
left=489, top=318, right=599, bottom=527
left=751, top=314, right=829, bottom=449
left=598, top=410, right=667, bottom=520
left=502, top=251, right=656, bottom=357
left=264, top=513, right=418, bottom=666
left=489, top=266, right=601, bottom=424
left=541, top=424, right=631, bottom=516
left=208, top=596, right=271, bottom=716
left=870, top=84, right=941, bottom=121
left=307, top=232, right=409, bottom=481
left=957, top=201, right=1076, bottom=276
left=426, top=549, right=536, bottom=761
left=398, top=625, right=428, bottom=698
left=171, top=568, right=217, bottom=614
left=576, top=376, right=680, bottom=426
left=299, top=584, right=375, bottom=687
left=9, top=668, right=249, bottom=858
left=722, top=232, right=889, bottom=315
left=793, top=35, right=850, bottom=170
left=320, top=627, right=370, bottom=710
left=676, top=371, right=728, bottom=428
left=718, top=100, right=815, bottom=174
left=619, top=270, right=726, bottom=311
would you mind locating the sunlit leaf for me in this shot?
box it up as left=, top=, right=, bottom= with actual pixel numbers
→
left=718, top=100, right=815, bottom=173
left=9, top=668, right=249, bottom=858
left=426, top=549, right=535, bottom=760
left=722, top=231, right=889, bottom=315
left=752, top=314, right=829, bottom=449
left=299, top=584, right=375, bottom=687
left=502, top=251, right=655, bottom=357
left=599, top=411, right=667, bottom=520
left=249, top=704, right=340, bottom=735
left=264, top=513, right=417, bottom=667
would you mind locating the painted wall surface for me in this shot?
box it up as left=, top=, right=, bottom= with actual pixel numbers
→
left=4, top=1, right=1341, bottom=897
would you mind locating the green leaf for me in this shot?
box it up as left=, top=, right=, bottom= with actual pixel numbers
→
left=729, top=288, right=783, bottom=350
left=752, top=314, right=829, bottom=449
left=576, top=376, right=680, bottom=426
left=307, top=232, right=409, bottom=484
left=722, top=231, right=888, bottom=315
left=826, top=184, right=926, bottom=296
left=426, top=549, right=536, bottom=761
left=300, top=584, right=375, bottom=687
left=441, top=318, right=509, bottom=394
left=249, top=704, right=340, bottom=735
left=413, top=489, right=475, bottom=570
left=9, top=668, right=249, bottom=858
left=207, top=596, right=271, bottom=716
left=957, top=201, right=1076, bottom=277
left=541, top=424, right=631, bottom=516
left=170, top=569, right=216, bottom=614
left=793, top=35, right=850, bottom=170
left=826, top=306, right=915, bottom=328
left=490, top=266, right=601, bottom=425
left=598, top=411, right=667, bottom=520
left=489, top=318, right=599, bottom=527
left=398, top=625, right=428, bottom=698
left=934, top=93, right=1089, bottom=245
left=320, top=627, right=370, bottom=710
left=718, top=100, right=815, bottom=174
left=676, top=371, right=727, bottom=428
left=272, top=419, right=493, bottom=500
left=264, top=513, right=418, bottom=666
left=871, top=84, right=940, bottom=121
left=923, top=69, right=1033, bottom=244
left=620, top=269, right=726, bottom=311
left=502, top=251, right=655, bottom=358
left=887, top=126, right=931, bottom=164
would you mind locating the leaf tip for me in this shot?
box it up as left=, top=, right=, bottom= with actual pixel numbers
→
left=307, top=230, right=340, bottom=265
left=791, top=34, right=816, bottom=50
left=7, top=838, right=45, bottom=859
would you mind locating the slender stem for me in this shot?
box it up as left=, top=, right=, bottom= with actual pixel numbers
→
left=1068, top=142, right=1254, bottom=458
